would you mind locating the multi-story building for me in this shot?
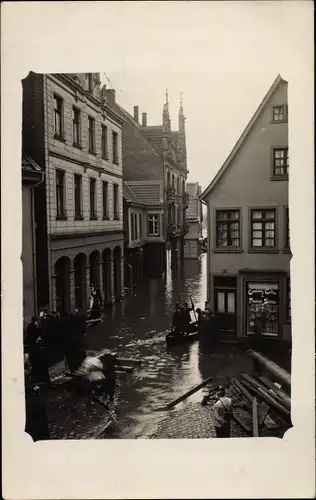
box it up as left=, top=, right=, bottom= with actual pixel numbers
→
left=123, top=182, right=146, bottom=291
left=22, top=72, right=125, bottom=315
left=106, top=88, right=189, bottom=277
left=22, top=156, right=44, bottom=327
left=184, top=182, right=203, bottom=259
left=201, top=74, right=291, bottom=344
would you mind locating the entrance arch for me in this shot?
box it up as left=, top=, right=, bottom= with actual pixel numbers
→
left=102, top=248, right=112, bottom=305
left=55, top=256, right=71, bottom=315
left=89, top=250, right=100, bottom=290
left=113, top=246, right=122, bottom=301
left=74, top=253, right=87, bottom=311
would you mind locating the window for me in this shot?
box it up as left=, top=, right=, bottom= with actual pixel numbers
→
left=167, top=171, right=170, bottom=188
left=250, top=209, right=276, bottom=247
left=54, top=95, right=63, bottom=138
left=90, top=178, right=97, bottom=218
left=216, top=210, right=240, bottom=247
left=56, top=169, right=65, bottom=217
left=72, top=107, right=81, bottom=146
left=273, top=105, right=287, bottom=122
left=112, top=131, right=119, bottom=164
left=273, top=148, right=289, bottom=176
left=176, top=177, right=180, bottom=194
left=285, top=207, right=290, bottom=248
left=148, top=214, right=159, bottom=236
left=74, top=174, right=82, bottom=218
left=88, top=116, right=95, bottom=153
left=113, top=184, right=119, bottom=219
left=130, top=213, right=135, bottom=240
left=102, top=181, right=109, bottom=218
left=139, top=213, right=142, bottom=239
left=215, top=291, right=236, bottom=314
left=101, top=125, right=108, bottom=159
left=246, top=282, right=279, bottom=336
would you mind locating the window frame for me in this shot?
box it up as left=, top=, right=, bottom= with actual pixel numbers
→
left=272, top=105, right=288, bottom=123
left=89, top=177, right=97, bottom=219
left=88, top=116, right=96, bottom=154
left=72, top=106, right=81, bottom=147
left=113, top=183, right=119, bottom=219
left=214, top=208, right=242, bottom=252
left=102, top=181, right=109, bottom=219
left=53, top=94, right=64, bottom=139
left=112, top=131, right=119, bottom=164
left=249, top=208, right=277, bottom=251
left=55, top=169, right=66, bottom=219
left=101, top=124, right=108, bottom=159
left=147, top=214, right=160, bottom=236
left=271, top=147, right=289, bottom=179
left=74, top=174, right=83, bottom=219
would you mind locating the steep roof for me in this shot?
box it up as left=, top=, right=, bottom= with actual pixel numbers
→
left=125, top=181, right=162, bottom=205
left=201, top=74, right=287, bottom=201
left=123, top=182, right=144, bottom=206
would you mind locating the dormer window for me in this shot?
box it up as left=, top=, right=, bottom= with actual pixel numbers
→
left=272, top=105, right=287, bottom=122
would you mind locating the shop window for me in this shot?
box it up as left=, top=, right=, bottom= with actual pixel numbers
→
left=246, top=282, right=279, bottom=336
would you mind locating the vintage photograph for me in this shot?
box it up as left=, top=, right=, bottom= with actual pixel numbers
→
left=22, top=71, right=292, bottom=441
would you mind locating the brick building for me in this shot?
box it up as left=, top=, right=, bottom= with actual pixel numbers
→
left=184, top=182, right=203, bottom=259
left=22, top=72, right=125, bottom=315
left=201, top=74, right=291, bottom=343
left=106, top=88, right=189, bottom=276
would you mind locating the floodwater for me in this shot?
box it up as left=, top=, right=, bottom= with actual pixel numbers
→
left=87, top=252, right=248, bottom=439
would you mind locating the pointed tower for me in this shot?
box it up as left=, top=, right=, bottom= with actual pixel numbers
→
left=179, top=92, right=186, bottom=135
left=178, top=93, right=187, bottom=167
left=162, top=89, right=171, bottom=132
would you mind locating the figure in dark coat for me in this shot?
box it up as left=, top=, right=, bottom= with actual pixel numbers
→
left=172, top=303, right=184, bottom=336
left=24, top=317, right=51, bottom=387
left=181, top=302, right=192, bottom=329
left=25, top=372, right=50, bottom=441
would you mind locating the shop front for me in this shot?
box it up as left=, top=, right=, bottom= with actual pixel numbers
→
left=239, top=270, right=288, bottom=340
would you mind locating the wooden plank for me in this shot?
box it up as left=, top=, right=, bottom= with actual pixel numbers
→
left=258, top=376, right=291, bottom=409
left=166, top=376, right=215, bottom=409
left=247, top=350, right=291, bottom=388
left=240, top=374, right=291, bottom=420
left=252, top=397, right=259, bottom=437
left=231, top=378, right=253, bottom=405
left=232, top=413, right=252, bottom=434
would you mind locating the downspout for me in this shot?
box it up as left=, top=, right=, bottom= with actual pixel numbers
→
left=31, top=173, right=45, bottom=316
left=201, top=198, right=210, bottom=308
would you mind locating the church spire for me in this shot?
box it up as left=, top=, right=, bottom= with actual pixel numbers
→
left=162, top=88, right=171, bottom=131
left=179, top=92, right=185, bottom=134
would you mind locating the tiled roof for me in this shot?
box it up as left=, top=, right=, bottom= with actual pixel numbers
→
left=126, top=181, right=162, bottom=205
left=123, top=182, right=143, bottom=205
left=22, top=155, right=42, bottom=172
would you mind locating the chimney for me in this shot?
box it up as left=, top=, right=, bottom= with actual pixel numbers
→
left=134, top=106, right=139, bottom=123
left=142, top=112, right=147, bottom=127
left=106, top=88, right=116, bottom=104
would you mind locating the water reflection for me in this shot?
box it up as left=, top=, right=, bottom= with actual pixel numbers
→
left=87, top=253, right=207, bottom=438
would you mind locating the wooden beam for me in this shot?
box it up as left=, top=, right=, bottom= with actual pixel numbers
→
left=232, top=413, right=252, bottom=434
left=258, top=376, right=291, bottom=409
left=240, top=374, right=291, bottom=420
left=231, top=378, right=253, bottom=405
left=247, top=350, right=291, bottom=388
left=166, top=376, right=215, bottom=409
left=252, top=397, right=259, bottom=437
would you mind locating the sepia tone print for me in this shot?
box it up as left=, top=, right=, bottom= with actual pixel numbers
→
left=22, top=72, right=291, bottom=441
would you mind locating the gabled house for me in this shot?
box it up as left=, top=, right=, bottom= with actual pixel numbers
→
left=201, top=74, right=291, bottom=344
left=123, top=182, right=146, bottom=291
left=105, top=88, right=189, bottom=276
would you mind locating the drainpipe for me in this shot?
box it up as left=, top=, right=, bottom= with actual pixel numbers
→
left=30, top=172, right=45, bottom=317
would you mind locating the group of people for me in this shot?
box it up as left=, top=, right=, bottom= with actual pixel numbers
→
left=172, top=301, right=203, bottom=336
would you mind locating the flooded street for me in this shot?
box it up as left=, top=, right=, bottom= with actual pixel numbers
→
left=86, top=252, right=251, bottom=439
